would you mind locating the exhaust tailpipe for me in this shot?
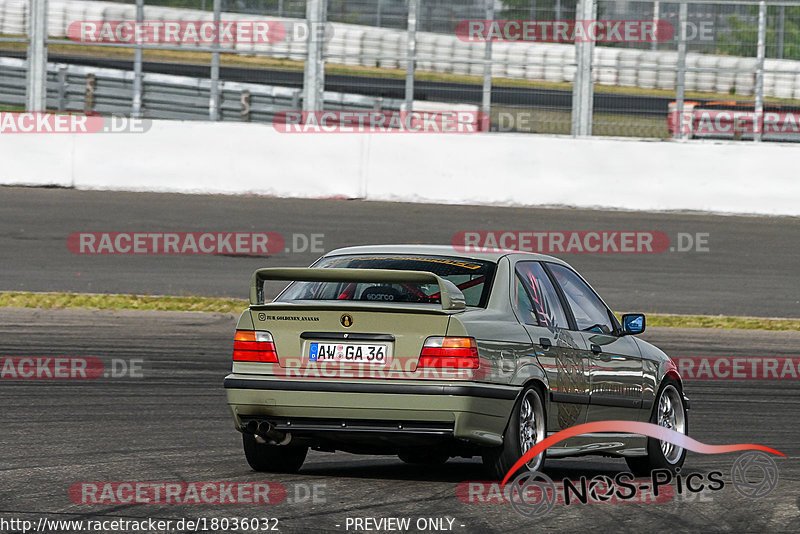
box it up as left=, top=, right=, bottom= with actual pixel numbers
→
left=257, top=421, right=286, bottom=442
left=242, top=419, right=291, bottom=445
left=244, top=420, right=259, bottom=434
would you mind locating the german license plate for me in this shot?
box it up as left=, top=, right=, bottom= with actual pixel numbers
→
left=308, top=342, right=387, bottom=365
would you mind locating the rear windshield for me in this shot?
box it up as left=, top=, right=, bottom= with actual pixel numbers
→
left=276, top=254, right=496, bottom=307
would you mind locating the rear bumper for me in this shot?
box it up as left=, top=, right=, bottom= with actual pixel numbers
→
left=224, top=374, right=519, bottom=446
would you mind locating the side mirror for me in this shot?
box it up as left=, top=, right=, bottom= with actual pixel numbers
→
left=621, top=313, right=646, bottom=335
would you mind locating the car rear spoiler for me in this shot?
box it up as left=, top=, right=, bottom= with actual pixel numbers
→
left=249, top=268, right=466, bottom=311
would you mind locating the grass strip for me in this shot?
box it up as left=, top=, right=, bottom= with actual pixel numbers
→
left=1, top=291, right=797, bottom=331
left=0, top=291, right=247, bottom=313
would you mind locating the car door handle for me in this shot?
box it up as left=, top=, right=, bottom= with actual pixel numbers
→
left=539, top=338, right=553, bottom=349
left=590, top=344, right=603, bottom=354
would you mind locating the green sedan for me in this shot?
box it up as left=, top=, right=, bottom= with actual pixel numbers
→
left=224, top=245, right=689, bottom=478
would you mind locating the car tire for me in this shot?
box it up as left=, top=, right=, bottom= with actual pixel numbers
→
left=242, top=434, right=308, bottom=473
left=483, top=385, right=547, bottom=480
left=625, top=379, right=688, bottom=477
left=398, top=451, right=449, bottom=465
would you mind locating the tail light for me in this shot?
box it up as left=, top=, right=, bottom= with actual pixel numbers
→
left=418, top=337, right=479, bottom=369
left=233, top=330, right=278, bottom=363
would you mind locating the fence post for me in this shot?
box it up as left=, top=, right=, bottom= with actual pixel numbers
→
left=777, top=5, right=785, bottom=60
left=132, top=0, right=144, bottom=118
left=26, top=0, right=48, bottom=111
left=571, top=0, right=595, bottom=137
left=754, top=0, right=767, bottom=142
left=209, top=0, right=221, bottom=121
left=57, top=66, right=67, bottom=111
left=651, top=1, right=660, bottom=51
left=303, top=0, right=326, bottom=113
left=84, top=73, right=96, bottom=113
left=481, top=0, right=493, bottom=128
left=674, top=1, right=688, bottom=140
left=240, top=90, right=251, bottom=122
left=404, top=0, right=418, bottom=113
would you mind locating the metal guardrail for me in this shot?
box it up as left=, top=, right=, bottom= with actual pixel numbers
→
left=3, top=0, right=800, bottom=98
left=4, top=0, right=800, bottom=138
left=0, top=56, right=405, bottom=121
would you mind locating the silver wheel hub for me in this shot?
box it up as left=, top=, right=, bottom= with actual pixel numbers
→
left=657, top=385, right=686, bottom=464
left=519, top=390, right=545, bottom=470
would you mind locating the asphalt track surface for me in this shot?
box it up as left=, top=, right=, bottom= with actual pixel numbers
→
left=0, top=51, right=672, bottom=116
left=0, top=308, right=798, bottom=534
left=1, top=187, right=799, bottom=318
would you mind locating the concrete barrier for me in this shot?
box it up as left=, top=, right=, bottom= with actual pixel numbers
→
left=0, top=119, right=796, bottom=216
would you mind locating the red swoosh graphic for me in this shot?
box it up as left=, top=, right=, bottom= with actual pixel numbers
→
left=501, top=420, right=785, bottom=486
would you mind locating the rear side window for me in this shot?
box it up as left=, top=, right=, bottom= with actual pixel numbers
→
left=276, top=254, right=496, bottom=307
left=516, top=262, right=569, bottom=329
left=547, top=263, right=615, bottom=334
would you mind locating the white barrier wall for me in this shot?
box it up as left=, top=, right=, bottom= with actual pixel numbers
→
left=0, top=119, right=797, bottom=216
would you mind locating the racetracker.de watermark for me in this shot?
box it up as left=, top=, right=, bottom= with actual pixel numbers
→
left=269, top=356, right=493, bottom=381
left=457, top=478, right=674, bottom=505
left=0, top=357, right=143, bottom=379
left=456, top=19, right=714, bottom=43
left=67, top=232, right=324, bottom=255
left=0, top=113, right=149, bottom=134
left=452, top=231, right=709, bottom=254
left=68, top=20, right=333, bottom=44
left=273, top=111, right=490, bottom=133
left=69, top=481, right=325, bottom=505
left=674, top=356, right=800, bottom=380
left=70, top=482, right=284, bottom=505
left=669, top=110, right=800, bottom=135
left=456, top=19, right=674, bottom=43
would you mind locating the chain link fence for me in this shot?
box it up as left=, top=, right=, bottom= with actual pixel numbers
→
left=2, top=0, right=799, bottom=139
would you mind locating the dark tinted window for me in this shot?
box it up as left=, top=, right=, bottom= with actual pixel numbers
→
left=276, top=254, right=496, bottom=307
left=516, top=262, right=569, bottom=329
left=547, top=263, right=614, bottom=334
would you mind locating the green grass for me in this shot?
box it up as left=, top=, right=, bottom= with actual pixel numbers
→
left=1, top=291, right=798, bottom=331
left=491, top=106, right=669, bottom=137
left=641, top=313, right=800, bottom=331
left=0, top=291, right=247, bottom=313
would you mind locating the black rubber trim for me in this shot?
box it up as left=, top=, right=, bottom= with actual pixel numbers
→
left=590, top=395, right=642, bottom=409
left=551, top=392, right=642, bottom=409
left=239, top=416, right=454, bottom=435
left=640, top=396, right=690, bottom=412
left=224, top=377, right=519, bottom=399
left=550, top=392, right=591, bottom=405
left=299, top=332, right=396, bottom=341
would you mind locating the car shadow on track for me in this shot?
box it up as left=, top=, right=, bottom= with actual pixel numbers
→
left=297, top=456, right=706, bottom=483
